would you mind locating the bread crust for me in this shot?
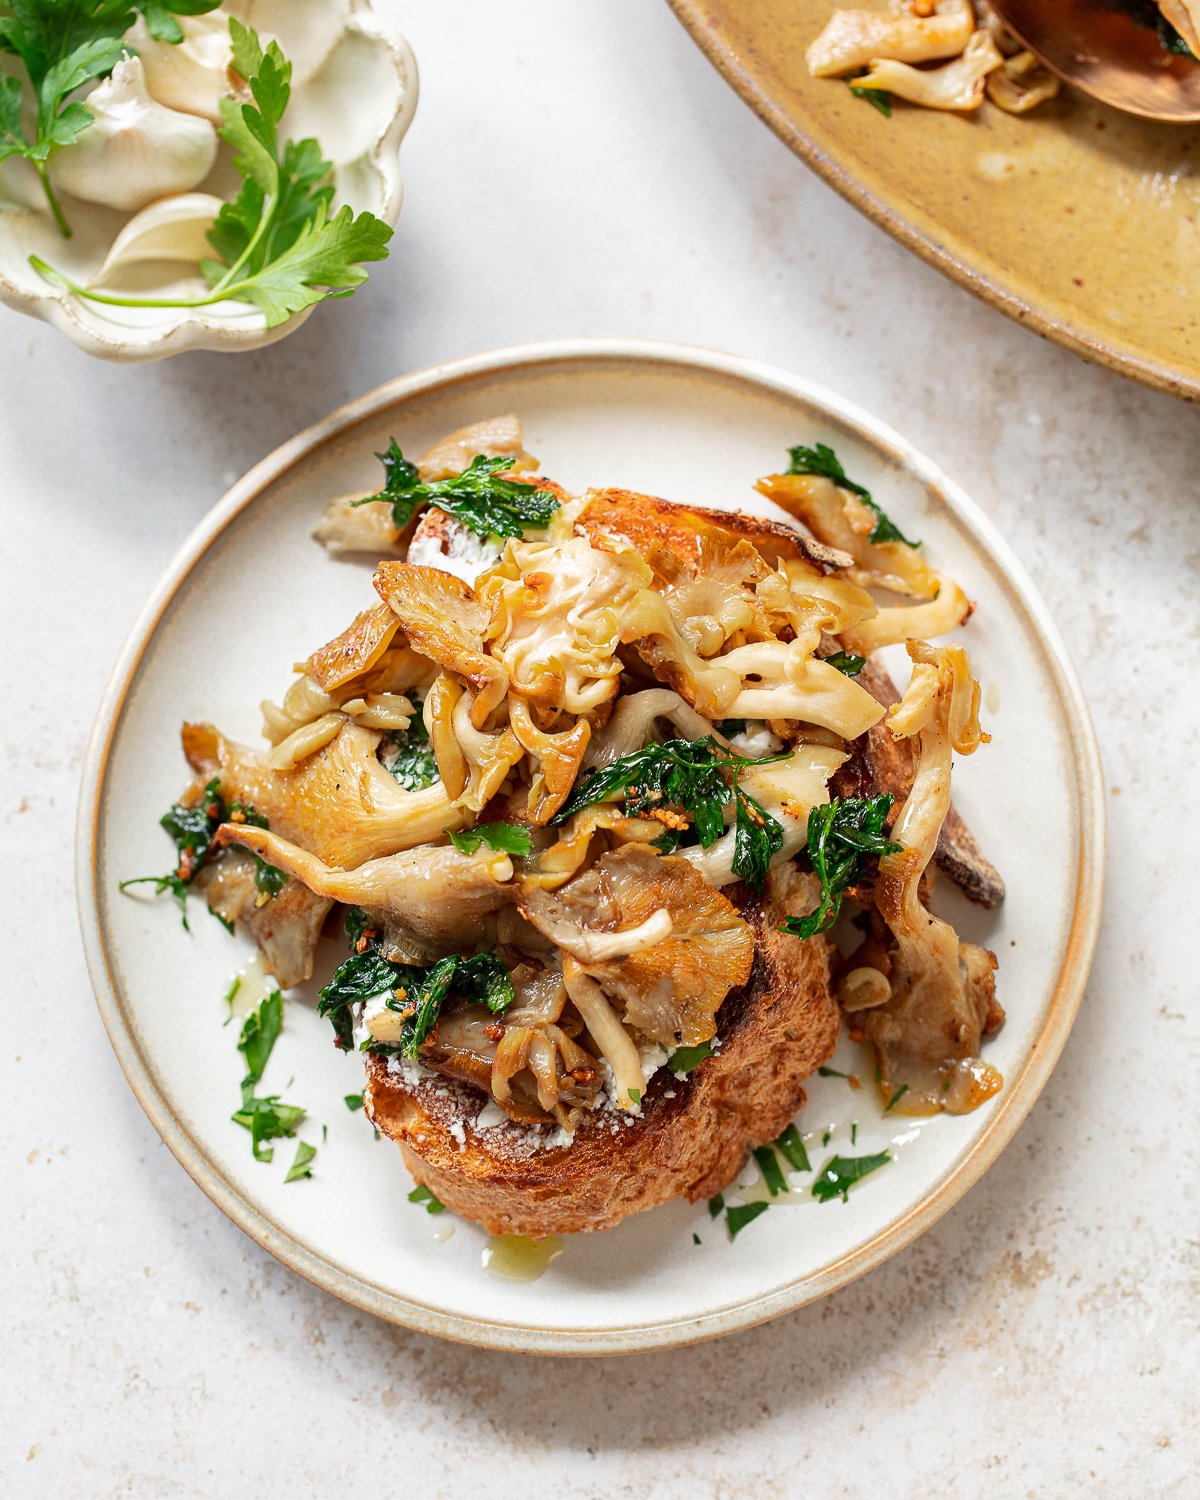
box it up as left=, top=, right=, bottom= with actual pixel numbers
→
left=364, top=864, right=839, bottom=1234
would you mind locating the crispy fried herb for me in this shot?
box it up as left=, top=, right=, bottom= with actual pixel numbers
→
left=726, top=1201, right=770, bottom=1238
left=667, top=1040, right=717, bottom=1075
left=284, top=1140, right=317, bottom=1183
left=786, top=441, right=919, bottom=549
left=408, top=1184, right=446, bottom=1215
left=352, top=441, right=560, bottom=541
left=753, top=1145, right=788, bottom=1197
left=780, top=794, right=902, bottom=940
left=774, top=1123, right=811, bottom=1173
left=848, top=71, right=893, bottom=116
left=825, top=651, right=866, bottom=677
left=237, top=990, right=283, bottom=1085
left=811, top=1151, right=891, bottom=1204
left=344, top=1092, right=364, bottom=1112
left=448, top=822, right=533, bottom=857
left=318, top=947, right=514, bottom=1056
left=30, top=19, right=391, bottom=319
left=381, top=714, right=439, bottom=791
left=553, top=736, right=787, bottom=890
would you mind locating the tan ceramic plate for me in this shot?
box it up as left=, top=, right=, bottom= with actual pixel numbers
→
left=77, top=340, right=1104, bottom=1355
left=668, top=0, right=1200, bottom=402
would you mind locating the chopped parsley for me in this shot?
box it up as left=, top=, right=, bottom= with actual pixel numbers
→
left=352, top=442, right=560, bottom=541
left=448, top=822, right=533, bottom=857
left=884, top=1084, right=910, bottom=1114
left=344, top=1093, right=365, bottom=1112
left=708, top=1193, right=725, bottom=1218
left=628, top=1088, right=642, bottom=1107
left=781, top=794, right=902, bottom=939
left=232, top=1093, right=305, bottom=1164
left=811, top=1151, right=891, bottom=1204
left=408, top=1184, right=446, bottom=1215
left=237, top=990, right=283, bottom=1085
left=825, top=651, right=866, bottom=677
left=284, top=1140, right=317, bottom=1183
left=344, top=905, right=373, bottom=951
left=318, top=947, right=514, bottom=1055
left=786, top=441, right=919, bottom=548
left=667, top=1039, right=717, bottom=1075
left=553, top=736, right=788, bottom=890
left=692, top=1233, right=701, bottom=1246
left=725, top=1201, right=770, bottom=1238
left=752, top=1145, right=788, bottom=1197
left=774, top=1123, right=811, bottom=1173
left=381, top=714, right=439, bottom=791
left=848, top=73, right=893, bottom=116
left=818, top=1065, right=850, bottom=1079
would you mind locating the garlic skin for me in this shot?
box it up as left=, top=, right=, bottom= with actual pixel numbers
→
left=51, top=56, right=218, bottom=213
left=127, top=12, right=235, bottom=123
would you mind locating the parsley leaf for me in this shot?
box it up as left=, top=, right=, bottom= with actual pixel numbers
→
left=380, top=714, right=438, bottom=791
left=553, top=736, right=787, bottom=890
left=343, top=1092, right=364, bottom=1112
left=811, top=1151, right=891, bottom=1204
left=448, top=822, right=533, bottom=857
left=452, top=953, right=516, bottom=1014
left=708, top=1193, right=725, bottom=1217
left=773, top=1123, right=811, bottom=1173
left=237, top=990, right=283, bottom=1085
left=726, top=1201, right=770, bottom=1238
left=137, top=1, right=222, bottom=47
left=284, top=1139, right=317, bottom=1183
left=667, top=1040, right=717, bottom=1075
left=848, top=73, right=893, bottom=117
left=752, top=1145, right=788, bottom=1197
left=407, top=1184, right=446, bottom=1215
left=780, top=795, right=902, bottom=939
left=352, top=443, right=560, bottom=541
left=232, top=1091, right=305, bottom=1163
left=824, top=651, right=866, bottom=677
left=786, top=442, right=919, bottom=548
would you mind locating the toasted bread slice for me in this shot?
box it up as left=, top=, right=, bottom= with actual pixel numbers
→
left=364, top=863, right=838, bottom=1235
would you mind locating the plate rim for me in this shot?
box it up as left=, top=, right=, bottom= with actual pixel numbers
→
left=665, top=0, right=1197, bottom=405
left=76, top=336, right=1106, bottom=1356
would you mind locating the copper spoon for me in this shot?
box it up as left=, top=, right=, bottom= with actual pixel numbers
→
left=989, top=0, right=1200, bottom=120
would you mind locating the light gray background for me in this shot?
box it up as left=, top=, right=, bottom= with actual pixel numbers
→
left=3, top=2, right=1197, bottom=1496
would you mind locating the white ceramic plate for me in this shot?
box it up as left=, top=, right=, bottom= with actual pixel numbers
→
left=77, top=340, right=1104, bottom=1354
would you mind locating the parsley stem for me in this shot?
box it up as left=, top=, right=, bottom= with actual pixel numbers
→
left=28, top=254, right=257, bottom=312
left=207, top=191, right=278, bottom=296
left=34, top=165, right=72, bottom=240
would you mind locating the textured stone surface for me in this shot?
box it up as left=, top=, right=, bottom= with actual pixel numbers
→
left=2, top=2, right=1197, bottom=1495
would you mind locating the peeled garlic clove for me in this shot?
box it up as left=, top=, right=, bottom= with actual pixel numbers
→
left=94, top=192, right=224, bottom=282
left=52, top=55, right=218, bottom=213
left=127, top=12, right=235, bottom=123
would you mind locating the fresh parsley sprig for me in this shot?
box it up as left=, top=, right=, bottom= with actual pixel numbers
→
left=231, top=989, right=308, bottom=1164
left=553, top=736, right=788, bottom=890
left=351, top=442, right=561, bottom=542
left=786, top=442, right=919, bottom=549
left=781, top=794, right=902, bottom=940
left=29, top=18, right=392, bottom=322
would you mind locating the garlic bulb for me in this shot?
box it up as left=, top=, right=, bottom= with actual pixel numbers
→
left=127, top=11, right=234, bottom=123
left=52, top=56, right=218, bottom=212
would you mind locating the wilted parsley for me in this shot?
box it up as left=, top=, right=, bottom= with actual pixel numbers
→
left=381, top=713, right=439, bottom=791
left=781, top=794, right=902, bottom=939
left=786, top=442, right=919, bottom=548
left=352, top=441, right=560, bottom=541
left=825, top=651, right=866, bottom=677
left=553, top=736, right=787, bottom=890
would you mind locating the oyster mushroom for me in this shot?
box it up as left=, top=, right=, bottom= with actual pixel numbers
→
left=854, top=29, right=1005, bottom=112
left=985, top=50, right=1061, bottom=114
left=806, top=0, right=975, bottom=77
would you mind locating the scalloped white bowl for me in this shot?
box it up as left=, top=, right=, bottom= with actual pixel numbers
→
left=0, top=0, right=417, bottom=361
